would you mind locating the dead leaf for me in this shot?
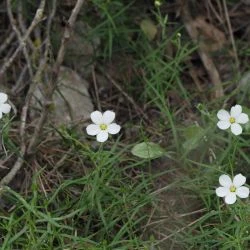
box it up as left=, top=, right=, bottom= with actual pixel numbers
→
left=193, top=16, right=226, bottom=52
left=140, top=19, right=158, bottom=41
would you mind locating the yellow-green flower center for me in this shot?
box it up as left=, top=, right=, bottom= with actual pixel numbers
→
left=230, top=185, right=236, bottom=192
left=100, top=124, right=107, bottom=130
left=229, top=117, right=236, bottom=124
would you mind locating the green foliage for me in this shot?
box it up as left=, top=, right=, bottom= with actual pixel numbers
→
left=86, top=0, right=135, bottom=59
left=0, top=144, right=153, bottom=249
left=131, top=142, right=166, bottom=159
left=2, top=0, right=250, bottom=249
left=182, top=125, right=206, bottom=152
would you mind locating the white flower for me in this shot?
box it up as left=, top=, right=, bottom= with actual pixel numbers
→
left=216, top=174, right=249, bottom=204
left=0, top=92, right=11, bottom=119
left=217, top=104, right=249, bottom=135
left=86, top=110, right=121, bottom=142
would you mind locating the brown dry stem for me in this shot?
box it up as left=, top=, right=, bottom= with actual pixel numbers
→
left=27, top=0, right=86, bottom=154
left=1, top=0, right=86, bottom=186
left=102, top=70, right=150, bottom=122
left=0, top=0, right=46, bottom=77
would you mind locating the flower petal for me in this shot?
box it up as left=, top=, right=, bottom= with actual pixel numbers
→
left=90, top=111, right=103, bottom=125
left=96, top=131, right=109, bottom=142
left=225, top=193, right=237, bottom=204
left=236, top=113, right=249, bottom=124
left=219, top=174, right=232, bottom=187
left=217, top=121, right=230, bottom=130
left=230, top=105, right=242, bottom=118
left=216, top=187, right=229, bottom=197
left=86, top=124, right=101, bottom=136
left=233, top=174, right=246, bottom=187
left=102, top=110, right=115, bottom=124
left=0, top=93, right=8, bottom=103
left=0, top=103, right=11, bottom=114
left=231, top=123, right=242, bottom=135
left=107, top=123, right=121, bottom=135
left=217, top=109, right=230, bottom=121
left=236, top=186, right=249, bottom=198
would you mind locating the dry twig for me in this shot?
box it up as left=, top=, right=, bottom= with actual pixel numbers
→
left=1, top=0, right=86, bottom=185
left=92, top=66, right=102, bottom=111
left=6, top=0, right=34, bottom=78
left=27, top=0, right=86, bottom=154
left=101, top=69, right=149, bottom=122
left=0, top=0, right=47, bottom=186
left=0, top=0, right=46, bottom=77
left=222, top=0, right=240, bottom=70
left=0, top=31, right=15, bottom=55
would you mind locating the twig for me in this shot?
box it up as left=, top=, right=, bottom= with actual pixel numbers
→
left=177, top=207, right=207, bottom=218
left=208, top=0, right=224, bottom=25
left=0, top=153, right=14, bottom=169
left=53, top=0, right=86, bottom=75
left=156, top=216, right=203, bottom=244
left=27, top=0, right=86, bottom=154
left=44, top=0, right=58, bottom=59
left=222, top=0, right=239, bottom=70
left=0, top=0, right=46, bottom=76
left=0, top=31, right=15, bottom=55
left=1, top=0, right=86, bottom=185
left=11, top=65, right=28, bottom=94
left=0, top=1, right=47, bottom=186
left=0, top=144, right=25, bottom=186
left=0, top=56, right=47, bottom=186
left=91, top=66, right=101, bottom=111
left=101, top=69, right=150, bottom=122
left=17, top=2, right=35, bottom=52
left=25, top=0, right=58, bottom=156
left=7, top=0, right=34, bottom=78
left=142, top=206, right=156, bottom=235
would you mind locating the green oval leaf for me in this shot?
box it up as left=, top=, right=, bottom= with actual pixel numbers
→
left=131, top=142, right=165, bottom=159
